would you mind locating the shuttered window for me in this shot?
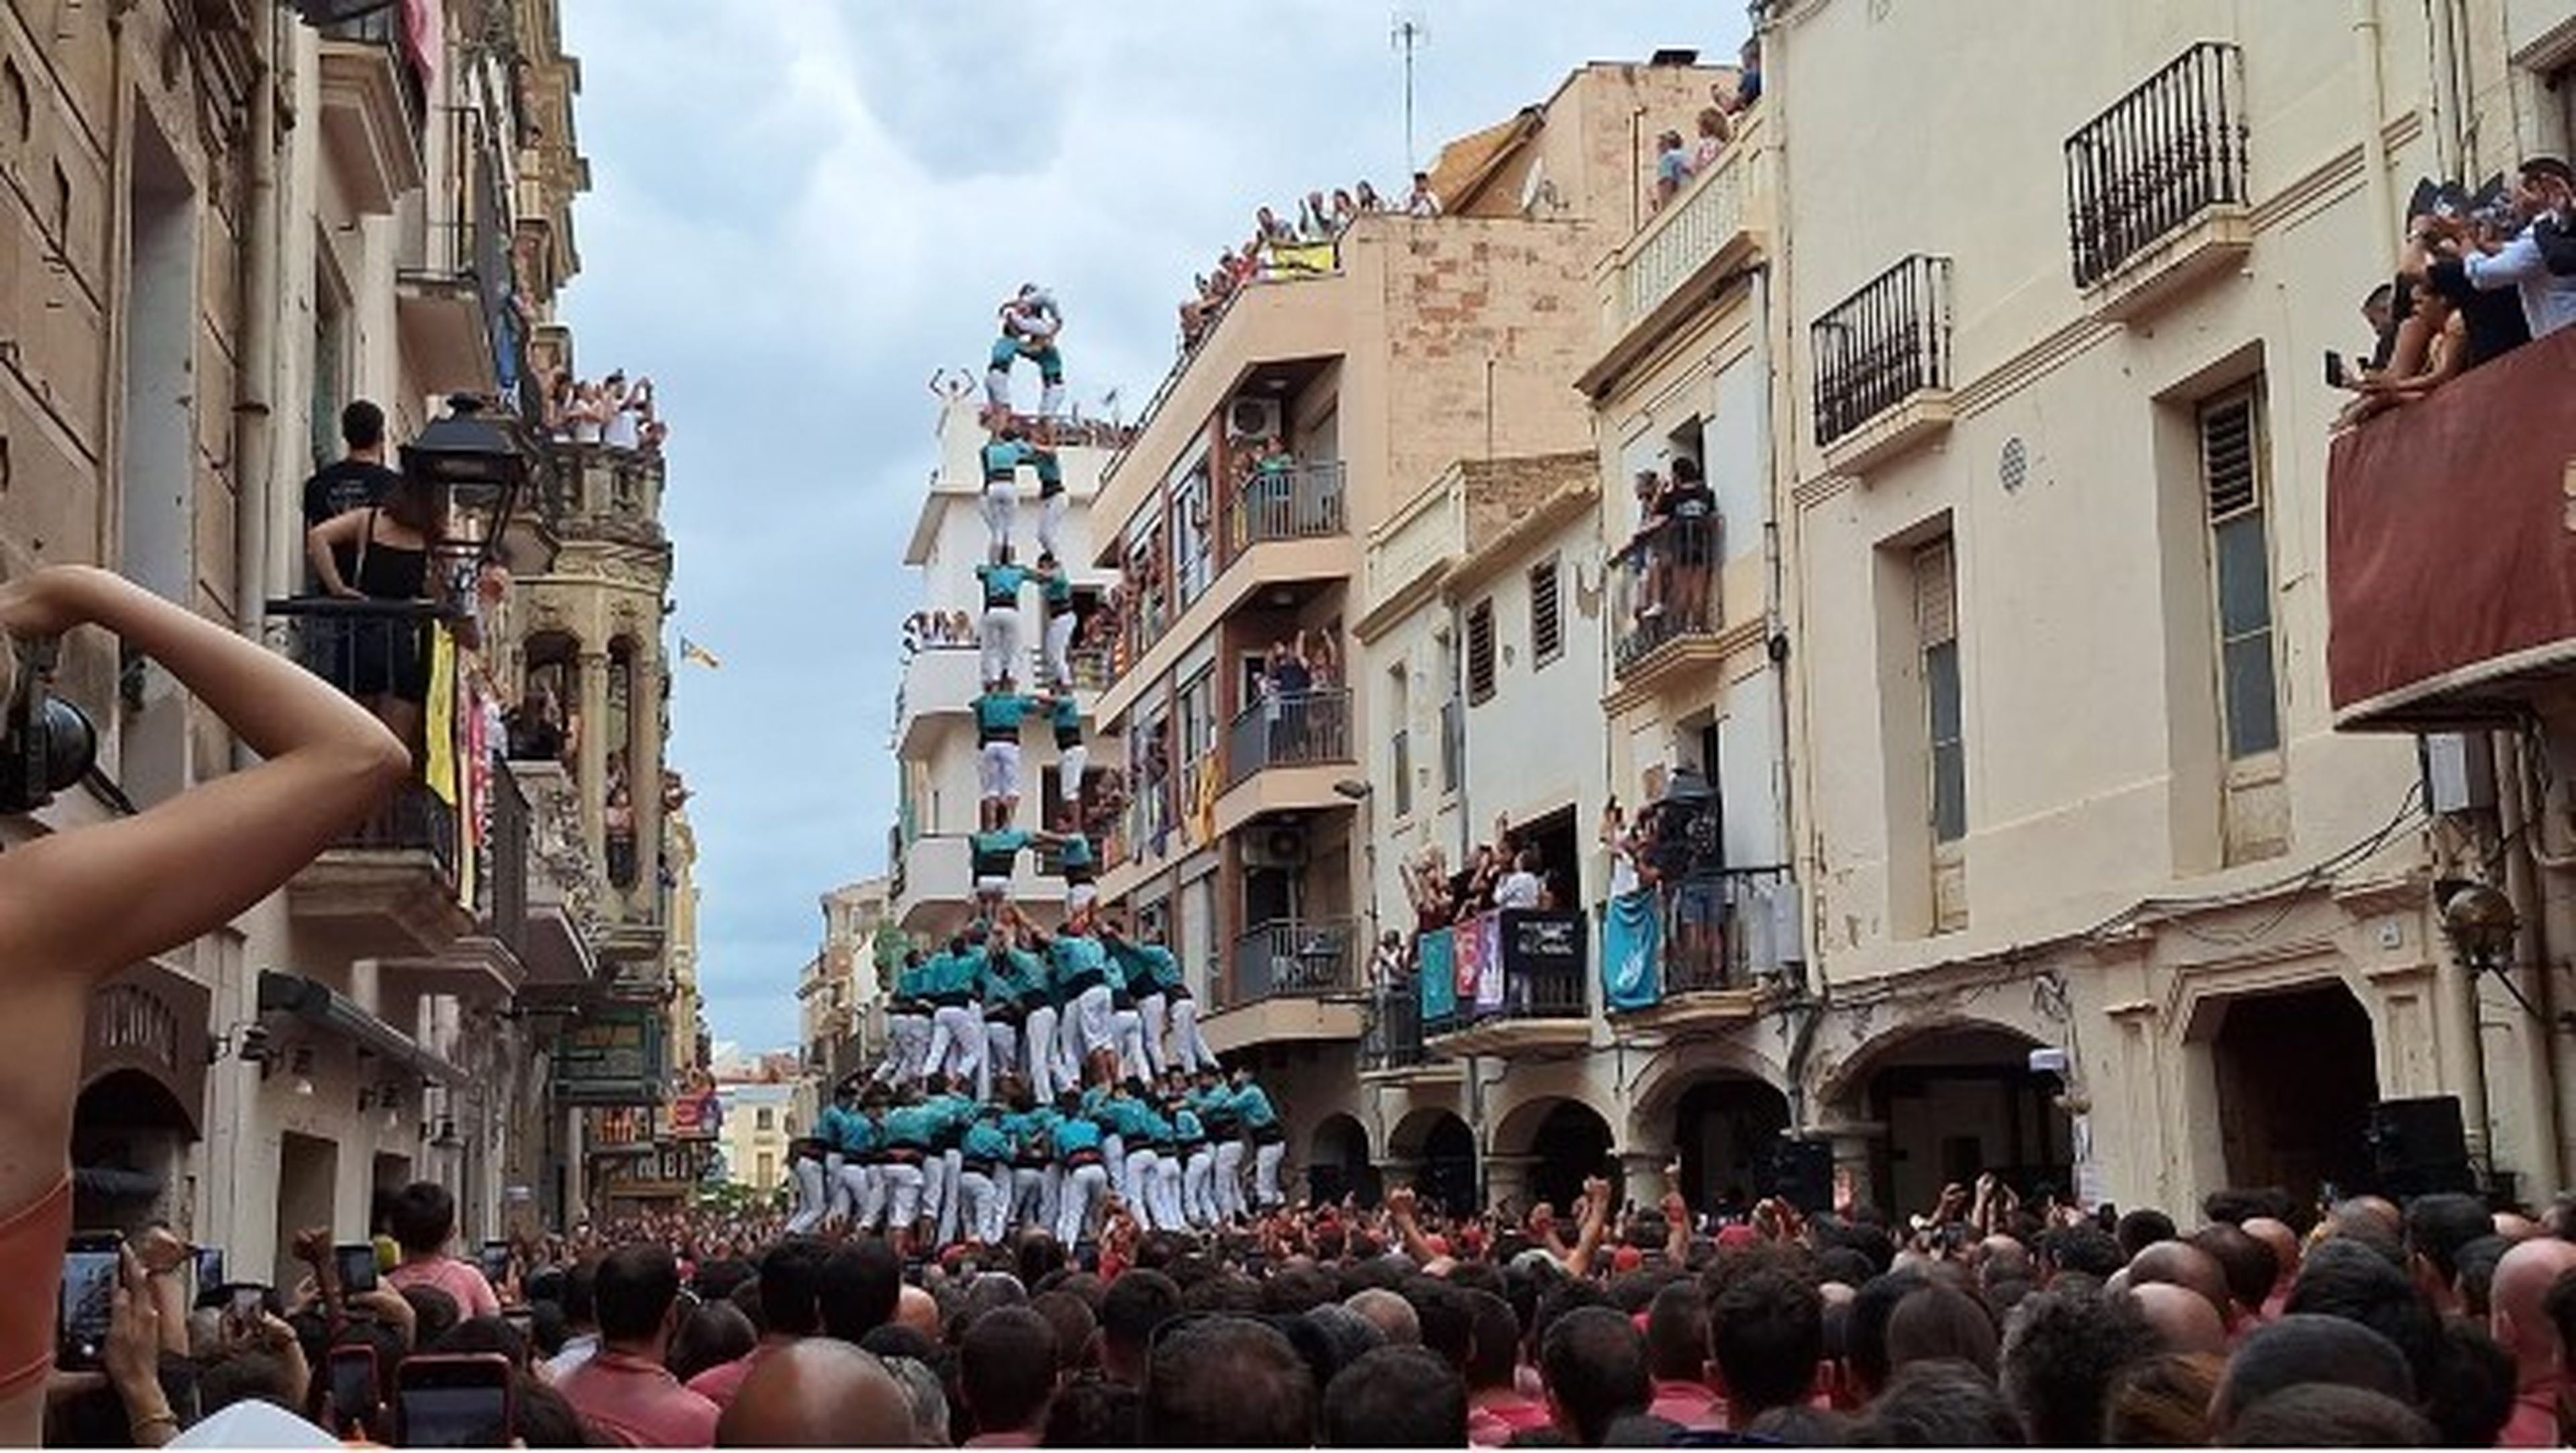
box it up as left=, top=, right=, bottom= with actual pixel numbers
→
left=2202, top=386, right=2279, bottom=760
left=1529, top=556, right=1563, bottom=668
left=1466, top=600, right=1496, bottom=704
left=1915, top=538, right=1965, bottom=844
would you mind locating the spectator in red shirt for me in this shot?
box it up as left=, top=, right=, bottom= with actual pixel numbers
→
left=2490, top=1237, right=2576, bottom=1446
left=686, top=1236, right=831, bottom=1409
left=382, top=1181, right=501, bottom=1319
left=555, top=1245, right=720, bottom=1447
left=1643, top=1281, right=1724, bottom=1430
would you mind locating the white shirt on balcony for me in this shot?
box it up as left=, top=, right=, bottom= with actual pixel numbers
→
left=2464, top=219, right=2576, bottom=340
left=1496, top=870, right=1542, bottom=911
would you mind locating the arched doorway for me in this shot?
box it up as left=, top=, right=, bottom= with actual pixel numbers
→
left=1857, top=1024, right=2071, bottom=1218
left=70, top=1070, right=196, bottom=1234
left=1525, top=1099, right=1615, bottom=1216
left=2210, top=984, right=2376, bottom=1206
left=1307, top=1113, right=1381, bottom=1208
left=1671, top=1078, right=1790, bottom=1220
left=1391, top=1108, right=1478, bottom=1220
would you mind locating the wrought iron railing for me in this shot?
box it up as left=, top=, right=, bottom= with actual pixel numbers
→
left=1633, top=865, right=1798, bottom=1000
left=486, top=758, right=530, bottom=951
left=1811, top=255, right=1953, bottom=449
left=2064, top=42, right=2248, bottom=289
left=1221, top=917, right=1359, bottom=1009
left=1360, top=987, right=1434, bottom=1073
left=1224, top=689, right=1354, bottom=788
left=1421, top=909, right=1590, bottom=1034
left=266, top=594, right=460, bottom=875
left=1229, top=461, right=1348, bottom=555
left=1609, top=513, right=1723, bottom=674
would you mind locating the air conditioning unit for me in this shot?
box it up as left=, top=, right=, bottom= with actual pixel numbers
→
left=1227, top=396, right=1282, bottom=441
left=1243, top=824, right=1308, bottom=869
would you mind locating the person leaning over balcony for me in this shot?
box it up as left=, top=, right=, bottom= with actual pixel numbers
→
left=1653, top=129, right=1694, bottom=211
left=1691, top=107, right=1733, bottom=172
left=976, top=553, right=1031, bottom=692
left=0, top=566, right=406, bottom=1446
left=1661, top=457, right=1719, bottom=631
left=979, top=424, right=1036, bottom=563
left=2409, top=158, right=2576, bottom=352
left=308, top=468, right=448, bottom=761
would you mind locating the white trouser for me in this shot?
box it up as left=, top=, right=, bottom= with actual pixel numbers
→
left=1102, top=1133, right=1127, bottom=1199
left=1167, top=997, right=1216, bottom=1075
left=934, top=1148, right=965, bottom=1248
left=824, top=1152, right=851, bottom=1222
left=985, top=365, right=1012, bottom=413
left=1057, top=1161, right=1108, bottom=1246
left=1254, top=1140, right=1287, bottom=1208
left=878, top=1014, right=927, bottom=1083
left=1071, top=983, right=1115, bottom=1061
left=1124, top=1148, right=1162, bottom=1230
left=1059, top=742, right=1088, bottom=800
left=980, top=1018, right=1018, bottom=1104
left=980, top=605, right=1021, bottom=686
left=1136, top=992, right=1169, bottom=1077
left=980, top=486, right=1017, bottom=561
left=1012, top=1165, right=1053, bottom=1234
left=923, top=1004, right=981, bottom=1087
left=1113, top=1009, right=1148, bottom=1083
left=978, top=741, right=1022, bottom=804
left=1023, top=1005, right=1062, bottom=1101
left=1054, top=1005, right=1083, bottom=1089
left=838, top=1162, right=883, bottom=1232
left=1040, top=379, right=1066, bottom=418
left=788, top=1154, right=828, bottom=1234
left=1039, top=494, right=1069, bottom=563
left=882, top=1161, right=926, bottom=1232
left=1154, top=1153, right=1187, bottom=1232
left=959, top=1168, right=1006, bottom=1246
left=1213, top=1140, right=1248, bottom=1221
left=1183, top=1146, right=1216, bottom=1227
left=1043, top=610, right=1077, bottom=688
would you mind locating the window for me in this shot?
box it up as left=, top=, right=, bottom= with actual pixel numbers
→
left=2202, top=388, right=2279, bottom=761
left=755, top=1107, right=774, bottom=1132
left=1529, top=556, right=1563, bottom=667
left=756, top=1152, right=775, bottom=1187
left=1438, top=628, right=1463, bottom=792
left=1466, top=600, right=1496, bottom=704
left=1915, top=538, right=1964, bottom=844
left=1392, top=727, right=1413, bottom=818
left=1389, top=662, right=1413, bottom=818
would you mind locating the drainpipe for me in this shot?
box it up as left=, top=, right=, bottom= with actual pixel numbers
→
left=2498, top=731, right=2569, bottom=1192
left=234, top=8, right=282, bottom=681
left=2423, top=0, right=2465, bottom=183
left=2353, top=0, right=2400, bottom=274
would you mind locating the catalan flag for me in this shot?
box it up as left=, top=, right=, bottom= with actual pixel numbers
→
left=679, top=637, right=723, bottom=670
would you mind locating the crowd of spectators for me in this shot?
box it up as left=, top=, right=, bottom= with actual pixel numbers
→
left=1179, top=176, right=1431, bottom=350
left=61, top=1161, right=2576, bottom=1448
left=543, top=368, right=668, bottom=453
left=1650, top=52, right=1761, bottom=213
left=904, top=610, right=981, bottom=657
left=2330, top=156, right=2576, bottom=430
left=1619, top=456, right=1720, bottom=639
left=1401, top=812, right=1564, bottom=937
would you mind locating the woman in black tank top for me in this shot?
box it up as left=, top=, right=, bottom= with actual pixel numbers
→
left=307, top=474, right=447, bottom=753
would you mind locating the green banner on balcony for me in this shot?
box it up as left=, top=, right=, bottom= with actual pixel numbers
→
left=1604, top=890, right=1663, bottom=1012
left=1419, top=927, right=1456, bottom=1024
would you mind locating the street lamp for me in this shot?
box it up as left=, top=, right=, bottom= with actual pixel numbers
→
left=400, top=394, right=529, bottom=566
left=2438, top=878, right=2519, bottom=974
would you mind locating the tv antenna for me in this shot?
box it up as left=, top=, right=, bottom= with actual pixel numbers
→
left=1391, top=5, right=1429, bottom=175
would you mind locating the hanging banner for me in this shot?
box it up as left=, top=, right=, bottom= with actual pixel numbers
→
left=1417, top=926, right=1457, bottom=1024
left=1603, top=889, right=1664, bottom=1012
left=1473, top=912, right=1504, bottom=1015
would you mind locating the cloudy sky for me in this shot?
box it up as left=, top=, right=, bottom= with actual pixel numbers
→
left=555, top=2, right=1748, bottom=1053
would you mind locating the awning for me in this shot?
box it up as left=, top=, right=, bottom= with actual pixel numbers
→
left=258, top=971, right=467, bottom=1087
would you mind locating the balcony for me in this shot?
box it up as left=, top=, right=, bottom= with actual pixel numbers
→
left=1422, top=909, right=1592, bottom=1056
left=889, top=835, right=1067, bottom=936
left=1216, top=690, right=1356, bottom=839
left=1359, top=989, right=1458, bottom=1083
left=1606, top=868, right=1801, bottom=1032
left=1579, top=112, right=1766, bottom=399
left=894, top=646, right=981, bottom=759
left=272, top=600, right=475, bottom=958
left=2064, top=42, right=2251, bottom=321
left=508, top=761, right=600, bottom=991
left=1812, top=254, right=1955, bottom=476
left=1609, top=514, right=1725, bottom=686
left=1228, top=460, right=1350, bottom=555
left=312, top=6, right=425, bottom=215
left=2327, top=327, right=2576, bottom=732
left=398, top=107, right=521, bottom=398
left=1202, top=917, right=1365, bottom=1056
left=541, top=441, right=669, bottom=551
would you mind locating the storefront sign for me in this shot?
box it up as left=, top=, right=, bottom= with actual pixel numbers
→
left=79, top=962, right=211, bottom=1138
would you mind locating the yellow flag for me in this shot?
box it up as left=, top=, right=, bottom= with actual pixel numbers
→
left=426, top=624, right=458, bottom=806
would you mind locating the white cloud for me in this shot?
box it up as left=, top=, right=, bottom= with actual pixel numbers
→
left=557, top=1, right=1747, bottom=1051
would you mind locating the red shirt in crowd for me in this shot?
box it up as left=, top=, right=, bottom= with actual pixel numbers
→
left=384, top=1256, right=502, bottom=1319
left=556, top=1351, right=722, bottom=1448
left=684, top=1340, right=784, bottom=1409
left=1647, top=1378, right=1726, bottom=1430
left=2497, top=1386, right=2559, bottom=1448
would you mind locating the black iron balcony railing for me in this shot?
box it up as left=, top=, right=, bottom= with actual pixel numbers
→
left=486, top=756, right=529, bottom=951
left=1423, top=908, right=1590, bottom=1034
left=1812, top=255, right=1953, bottom=449
left=1642, top=865, right=1797, bottom=1000
left=1610, top=513, right=1723, bottom=674
left=1221, top=916, right=1358, bottom=1010
left=1225, top=688, right=1354, bottom=788
left=267, top=598, right=465, bottom=873
left=2064, top=42, right=2248, bottom=290
left=1230, top=460, right=1348, bottom=555
left=1360, top=985, right=1433, bottom=1073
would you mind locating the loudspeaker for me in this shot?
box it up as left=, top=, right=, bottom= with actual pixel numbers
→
left=1769, top=1138, right=1834, bottom=1215
left=2369, top=1095, right=2476, bottom=1197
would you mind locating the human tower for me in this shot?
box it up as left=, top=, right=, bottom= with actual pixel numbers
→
left=786, top=288, right=1289, bottom=1254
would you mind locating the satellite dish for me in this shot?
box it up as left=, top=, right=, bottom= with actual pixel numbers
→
left=1517, top=160, right=1551, bottom=219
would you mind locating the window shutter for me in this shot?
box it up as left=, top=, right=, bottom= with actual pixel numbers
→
left=1466, top=601, right=1496, bottom=703
left=1913, top=539, right=1956, bottom=646
left=1529, top=557, right=1562, bottom=665
left=2200, top=391, right=2259, bottom=521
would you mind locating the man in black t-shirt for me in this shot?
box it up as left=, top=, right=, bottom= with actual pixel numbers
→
left=301, top=400, right=401, bottom=537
